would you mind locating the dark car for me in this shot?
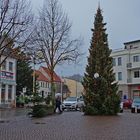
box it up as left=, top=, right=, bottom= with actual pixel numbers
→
left=123, top=99, right=132, bottom=109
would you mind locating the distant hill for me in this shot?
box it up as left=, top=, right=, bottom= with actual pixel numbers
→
left=66, top=74, right=83, bottom=82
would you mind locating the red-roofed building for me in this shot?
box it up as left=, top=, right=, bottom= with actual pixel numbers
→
left=35, top=66, right=62, bottom=97
left=35, top=70, right=50, bottom=97
left=35, top=70, right=49, bottom=82
left=39, top=66, right=62, bottom=82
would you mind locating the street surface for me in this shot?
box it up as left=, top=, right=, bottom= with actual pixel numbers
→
left=0, top=109, right=140, bottom=140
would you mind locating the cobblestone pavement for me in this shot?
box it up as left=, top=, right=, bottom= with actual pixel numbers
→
left=0, top=109, right=140, bottom=140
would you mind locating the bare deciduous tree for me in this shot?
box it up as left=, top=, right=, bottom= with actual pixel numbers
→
left=32, top=0, right=82, bottom=102
left=0, top=0, right=33, bottom=66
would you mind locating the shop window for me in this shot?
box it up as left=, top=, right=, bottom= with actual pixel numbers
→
left=133, top=90, right=140, bottom=98
left=1, top=84, right=6, bottom=102
left=8, top=85, right=12, bottom=100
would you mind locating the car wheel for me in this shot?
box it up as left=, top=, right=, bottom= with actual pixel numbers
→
left=62, top=108, right=65, bottom=111
left=137, top=109, right=140, bottom=113
left=131, top=108, right=135, bottom=113
left=75, top=106, right=78, bottom=111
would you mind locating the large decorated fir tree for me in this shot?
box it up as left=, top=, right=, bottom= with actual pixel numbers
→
left=82, top=6, right=120, bottom=115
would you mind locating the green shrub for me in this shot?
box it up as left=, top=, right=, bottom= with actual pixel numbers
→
left=32, top=105, right=54, bottom=118
left=45, top=95, right=51, bottom=104
left=83, top=105, right=98, bottom=115
left=34, top=108, right=47, bottom=117
left=32, top=95, right=44, bottom=104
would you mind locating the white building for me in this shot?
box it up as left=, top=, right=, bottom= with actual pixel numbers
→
left=111, top=40, right=140, bottom=100
left=35, top=66, right=62, bottom=97
left=63, top=78, right=83, bottom=97
left=35, top=69, right=51, bottom=97
left=0, top=56, right=17, bottom=108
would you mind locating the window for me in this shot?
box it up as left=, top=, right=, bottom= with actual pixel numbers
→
left=48, top=83, right=50, bottom=88
left=118, top=91, right=123, bottom=99
left=39, top=82, right=41, bottom=87
left=114, top=73, right=116, bottom=81
left=1, top=84, right=6, bottom=102
left=133, top=56, right=139, bottom=62
left=133, top=91, right=140, bottom=98
left=46, top=82, right=48, bottom=88
left=9, top=62, right=13, bottom=71
left=8, top=85, right=12, bottom=100
left=118, top=57, right=122, bottom=66
left=134, top=71, right=140, bottom=78
left=46, top=82, right=49, bottom=88
left=41, top=91, right=44, bottom=97
left=1, top=61, right=6, bottom=70
left=113, top=58, right=116, bottom=66
left=118, top=72, right=122, bottom=81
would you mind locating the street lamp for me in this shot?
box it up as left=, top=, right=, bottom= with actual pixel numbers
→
left=94, top=73, right=99, bottom=79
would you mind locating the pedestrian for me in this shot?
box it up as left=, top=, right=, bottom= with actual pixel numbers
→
left=54, top=96, right=62, bottom=113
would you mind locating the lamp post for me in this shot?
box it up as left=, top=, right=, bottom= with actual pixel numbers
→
left=0, top=56, right=2, bottom=104
left=0, top=69, right=1, bottom=105
left=32, top=56, right=36, bottom=94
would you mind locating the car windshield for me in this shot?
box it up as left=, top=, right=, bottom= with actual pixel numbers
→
left=65, top=97, right=77, bottom=101
left=133, top=98, right=140, bottom=103
left=79, top=97, right=84, bottom=101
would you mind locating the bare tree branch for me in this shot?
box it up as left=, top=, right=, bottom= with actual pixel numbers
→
left=28, top=0, right=83, bottom=102
left=0, top=0, right=34, bottom=66
left=31, top=0, right=82, bottom=70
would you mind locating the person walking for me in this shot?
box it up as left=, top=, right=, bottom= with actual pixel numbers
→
left=54, top=96, right=62, bottom=113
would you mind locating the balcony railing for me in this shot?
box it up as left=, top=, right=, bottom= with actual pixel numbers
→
left=127, top=63, right=132, bottom=68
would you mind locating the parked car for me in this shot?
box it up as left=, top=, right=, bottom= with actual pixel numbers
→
left=123, top=99, right=132, bottom=109
left=131, top=98, right=140, bottom=113
left=120, top=102, right=123, bottom=113
left=62, top=97, right=78, bottom=111
left=77, top=96, right=85, bottom=109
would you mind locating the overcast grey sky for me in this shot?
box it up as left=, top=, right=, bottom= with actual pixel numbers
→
left=31, top=0, right=140, bottom=76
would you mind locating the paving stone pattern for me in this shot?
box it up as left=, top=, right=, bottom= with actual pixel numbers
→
left=0, top=109, right=140, bottom=140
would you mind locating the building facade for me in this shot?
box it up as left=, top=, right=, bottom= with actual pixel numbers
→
left=35, top=70, right=51, bottom=97
left=111, top=40, right=140, bottom=100
left=35, top=66, right=62, bottom=97
left=63, top=78, right=84, bottom=97
left=0, top=56, right=17, bottom=108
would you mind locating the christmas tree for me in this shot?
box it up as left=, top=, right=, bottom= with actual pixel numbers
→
left=82, top=6, right=120, bottom=115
